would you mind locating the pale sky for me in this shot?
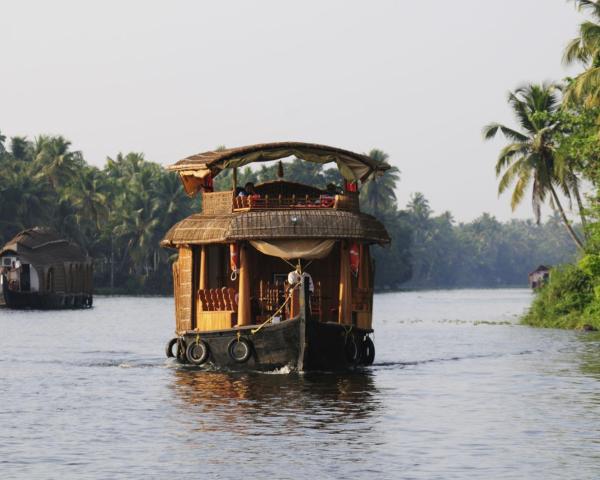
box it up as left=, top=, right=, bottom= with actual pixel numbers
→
left=0, top=0, right=585, bottom=221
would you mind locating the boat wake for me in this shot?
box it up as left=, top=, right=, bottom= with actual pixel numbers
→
left=373, top=349, right=536, bottom=369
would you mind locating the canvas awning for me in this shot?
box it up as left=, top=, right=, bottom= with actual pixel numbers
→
left=249, top=239, right=336, bottom=260
left=167, top=142, right=391, bottom=195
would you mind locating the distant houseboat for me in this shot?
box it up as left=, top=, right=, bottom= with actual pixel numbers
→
left=0, top=228, right=93, bottom=309
left=529, top=265, right=550, bottom=289
left=161, top=142, right=391, bottom=371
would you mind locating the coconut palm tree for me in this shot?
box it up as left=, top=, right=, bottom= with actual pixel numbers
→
left=34, top=135, right=84, bottom=190
left=153, top=172, right=194, bottom=227
left=360, top=149, right=400, bottom=216
left=483, top=83, right=585, bottom=249
left=563, top=0, right=600, bottom=107
left=70, top=167, right=109, bottom=230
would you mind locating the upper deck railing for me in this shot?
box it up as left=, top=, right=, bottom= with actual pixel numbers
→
left=201, top=190, right=360, bottom=215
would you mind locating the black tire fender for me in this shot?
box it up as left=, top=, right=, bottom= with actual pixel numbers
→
left=165, top=338, right=178, bottom=358
left=186, top=339, right=210, bottom=365
left=345, top=336, right=359, bottom=364
left=361, top=337, right=375, bottom=366
left=177, top=338, right=188, bottom=363
left=228, top=337, right=253, bottom=363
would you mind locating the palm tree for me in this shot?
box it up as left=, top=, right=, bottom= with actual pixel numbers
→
left=360, top=149, right=400, bottom=216
left=10, top=136, right=33, bottom=164
left=483, top=83, right=585, bottom=249
left=0, top=169, right=54, bottom=233
left=70, top=167, right=109, bottom=230
left=563, top=0, right=600, bottom=107
left=34, top=135, right=83, bottom=190
left=153, top=172, right=194, bottom=227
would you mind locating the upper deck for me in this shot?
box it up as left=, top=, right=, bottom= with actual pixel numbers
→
left=202, top=190, right=360, bottom=215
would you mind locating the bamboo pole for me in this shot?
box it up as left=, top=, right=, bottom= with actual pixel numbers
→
left=199, top=245, right=207, bottom=290
left=237, top=243, right=251, bottom=326
left=358, top=244, right=368, bottom=289
left=338, top=242, right=352, bottom=325
left=232, top=167, right=238, bottom=190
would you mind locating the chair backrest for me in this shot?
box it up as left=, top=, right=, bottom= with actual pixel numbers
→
left=227, top=287, right=237, bottom=311
left=199, top=288, right=237, bottom=312
left=199, top=289, right=209, bottom=311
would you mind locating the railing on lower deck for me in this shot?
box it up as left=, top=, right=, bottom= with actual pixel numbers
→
left=202, top=190, right=360, bottom=214
left=196, top=287, right=237, bottom=331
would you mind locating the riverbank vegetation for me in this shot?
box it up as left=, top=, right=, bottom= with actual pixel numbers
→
left=0, top=134, right=576, bottom=293
left=487, top=0, right=600, bottom=329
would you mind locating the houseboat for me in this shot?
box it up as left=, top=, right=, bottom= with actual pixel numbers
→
left=161, top=142, right=391, bottom=371
left=0, top=228, right=93, bottom=309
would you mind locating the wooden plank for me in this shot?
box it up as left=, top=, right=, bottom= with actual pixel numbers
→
left=196, top=311, right=235, bottom=331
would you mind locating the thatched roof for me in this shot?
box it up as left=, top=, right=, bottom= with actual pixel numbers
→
left=161, top=210, right=390, bottom=248
left=168, top=142, right=390, bottom=195
left=0, top=228, right=89, bottom=267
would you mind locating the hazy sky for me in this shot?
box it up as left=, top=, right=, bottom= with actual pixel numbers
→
left=0, top=0, right=585, bottom=221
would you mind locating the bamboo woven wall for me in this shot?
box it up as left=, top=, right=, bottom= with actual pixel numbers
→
left=202, top=191, right=234, bottom=215
left=174, top=247, right=193, bottom=333
left=172, top=262, right=180, bottom=326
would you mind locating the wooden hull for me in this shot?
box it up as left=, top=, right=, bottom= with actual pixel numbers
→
left=171, top=316, right=374, bottom=372
left=2, top=287, right=92, bottom=310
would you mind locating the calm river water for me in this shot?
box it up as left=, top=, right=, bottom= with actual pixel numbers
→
left=1, top=289, right=600, bottom=479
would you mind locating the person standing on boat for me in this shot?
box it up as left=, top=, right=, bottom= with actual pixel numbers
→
left=287, top=264, right=314, bottom=294
left=287, top=263, right=314, bottom=317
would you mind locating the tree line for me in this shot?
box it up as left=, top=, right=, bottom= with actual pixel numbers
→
left=0, top=136, right=195, bottom=293
left=0, top=135, right=577, bottom=293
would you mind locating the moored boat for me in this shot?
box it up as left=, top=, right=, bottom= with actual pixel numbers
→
left=0, top=228, right=93, bottom=309
left=161, top=142, right=391, bottom=371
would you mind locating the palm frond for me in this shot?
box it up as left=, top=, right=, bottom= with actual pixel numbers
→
left=563, top=37, right=590, bottom=65
left=565, top=66, right=600, bottom=106
left=498, top=158, right=525, bottom=194
left=510, top=168, right=532, bottom=211
left=495, top=143, right=529, bottom=175
left=483, top=123, right=528, bottom=142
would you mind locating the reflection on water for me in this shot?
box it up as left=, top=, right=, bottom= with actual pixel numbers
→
left=2, top=291, right=600, bottom=479
left=170, top=369, right=379, bottom=436
left=577, top=331, right=600, bottom=380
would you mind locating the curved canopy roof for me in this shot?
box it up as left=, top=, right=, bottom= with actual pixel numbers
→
left=168, top=142, right=390, bottom=196
left=161, top=210, right=390, bottom=248
left=0, top=228, right=89, bottom=267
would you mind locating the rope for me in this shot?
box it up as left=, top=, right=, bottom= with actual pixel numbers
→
left=251, top=283, right=299, bottom=335
left=281, top=258, right=314, bottom=272
left=342, top=324, right=353, bottom=342
left=281, top=258, right=297, bottom=269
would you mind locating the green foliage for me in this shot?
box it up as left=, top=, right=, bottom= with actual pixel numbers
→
left=563, top=0, right=600, bottom=107
left=523, top=262, right=600, bottom=329
left=514, top=2, right=600, bottom=330
left=483, top=82, right=586, bottom=250
left=0, top=135, right=196, bottom=294
left=359, top=149, right=401, bottom=216
left=400, top=196, right=578, bottom=288
left=0, top=133, right=579, bottom=293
